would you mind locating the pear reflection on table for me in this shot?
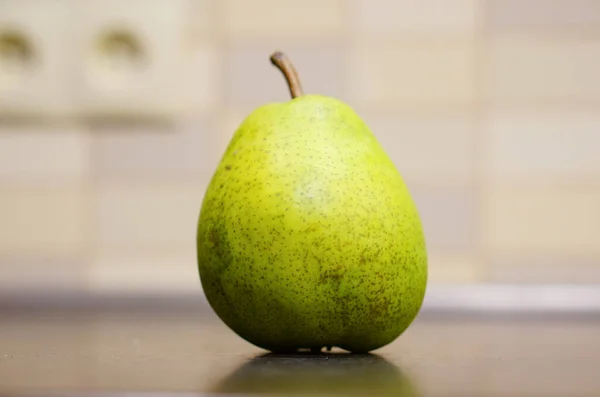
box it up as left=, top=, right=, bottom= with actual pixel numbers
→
left=210, top=352, right=421, bottom=396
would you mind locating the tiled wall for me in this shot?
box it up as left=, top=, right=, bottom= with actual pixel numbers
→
left=1, top=0, right=600, bottom=295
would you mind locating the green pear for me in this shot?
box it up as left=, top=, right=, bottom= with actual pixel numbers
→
left=197, top=51, right=427, bottom=353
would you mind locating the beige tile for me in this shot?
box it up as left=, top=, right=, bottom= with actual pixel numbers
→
left=0, top=188, right=88, bottom=255
left=0, top=255, right=87, bottom=293
left=190, top=0, right=217, bottom=36
left=0, top=0, right=75, bottom=117
left=349, top=40, right=476, bottom=108
left=89, top=253, right=199, bottom=293
left=411, top=186, right=477, bottom=252
left=487, top=0, right=600, bottom=30
left=91, top=117, right=219, bottom=181
left=224, top=42, right=347, bottom=108
left=183, top=41, right=221, bottom=115
left=427, top=253, right=481, bottom=283
left=71, top=0, right=193, bottom=119
left=484, top=188, right=600, bottom=255
left=486, top=254, right=600, bottom=284
left=223, top=0, right=343, bottom=38
left=485, top=110, right=600, bottom=182
left=362, top=113, right=475, bottom=185
left=488, top=36, right=600, bottom=103
left=354, top=0, right=478, bottom=36
left=0, top=126, right=90, bottom=187
left=94, top=182, right=207, bottom=252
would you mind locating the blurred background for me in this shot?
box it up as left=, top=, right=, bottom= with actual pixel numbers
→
left=1, top=0, right=599, bottom=307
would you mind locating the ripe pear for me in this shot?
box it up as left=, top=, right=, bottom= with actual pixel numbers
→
left=197, top=51, right=427, bottom=353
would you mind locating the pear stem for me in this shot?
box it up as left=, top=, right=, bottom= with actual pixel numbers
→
left=270, top=51, right=304, bottom=99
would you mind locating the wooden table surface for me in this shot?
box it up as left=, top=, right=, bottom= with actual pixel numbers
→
left=1, top=302, right=599, bottom=397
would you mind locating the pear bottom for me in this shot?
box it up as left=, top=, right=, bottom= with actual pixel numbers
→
left=198, top=255, right=427, bottom=354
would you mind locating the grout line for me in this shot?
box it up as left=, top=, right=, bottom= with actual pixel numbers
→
left=212, top=0, right=227, bottom=114
left=471, top=0, right=490, bottom=283
left=213, top=0, right=238, bottom=154
left=339, top=0, right=354, bottom=103
left=81, top=122, right=96, bottom=294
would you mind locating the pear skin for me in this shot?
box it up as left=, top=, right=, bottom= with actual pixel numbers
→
left=197, top=51, right=427, bottom=353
